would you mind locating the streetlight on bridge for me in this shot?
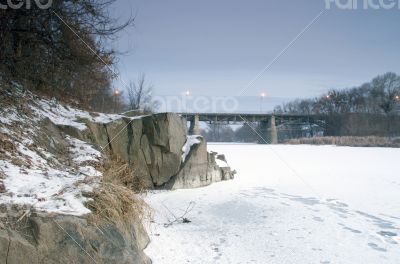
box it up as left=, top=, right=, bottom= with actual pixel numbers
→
left=114, top=88, right=121, bottom=113
left=260, top=92, right=266, bottom=113
left=184, top=90, right=191, bottom=117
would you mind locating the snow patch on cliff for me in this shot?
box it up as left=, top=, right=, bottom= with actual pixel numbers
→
left=181, top=135, right=202, bottom=162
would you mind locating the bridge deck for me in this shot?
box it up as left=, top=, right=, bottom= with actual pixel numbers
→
left=179, top=113, right=317, bottom=123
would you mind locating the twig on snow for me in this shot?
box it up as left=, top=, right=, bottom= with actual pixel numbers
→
left=162, top=201, right=196, bottom=228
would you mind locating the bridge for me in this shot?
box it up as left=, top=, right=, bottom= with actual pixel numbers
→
left=180, top=112, right=322, bottom=144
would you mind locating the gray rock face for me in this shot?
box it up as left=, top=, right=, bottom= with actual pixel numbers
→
left=0, top=214, right=150, bottom=264
left=165, top=137, right=234, bottom=189
left=140, top=114, right=187, bottom=186
left=165, top=136, right=209, bottom=189
left=70, top=113, right=235, bottom=189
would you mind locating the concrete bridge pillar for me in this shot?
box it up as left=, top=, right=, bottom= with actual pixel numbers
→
left=188, top=115, right=201, bottom=135
left=259, top=116, right=278, bottom=144
left=269, top=115, right=278, bottom=144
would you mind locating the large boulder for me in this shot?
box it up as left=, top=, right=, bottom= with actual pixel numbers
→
left=0, top=213, right=150, bottom=264
left=165, top=137, right=209, bottom=188
left=141, top=114, right=187, bottom=186
left=164, top=137, right=235, bottom=189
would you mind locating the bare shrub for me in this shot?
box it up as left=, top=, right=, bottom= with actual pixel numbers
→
left=102, top=156, right=147, bottom=193
left=86, top=156, right=152, bottom=229
left=87, top=183, right=152, bottom=228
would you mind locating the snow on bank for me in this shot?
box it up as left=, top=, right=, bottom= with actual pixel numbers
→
left=31, top=97, right=125, bottom=130
left=68, top=136, right=102, bottom=164
left=0, top=92, right=110, bottom=215
left=0, top=136, right=103, bottom=215
left=0, top=161, right=92, bottom=215
left=145, top=144, right=400, bottom=264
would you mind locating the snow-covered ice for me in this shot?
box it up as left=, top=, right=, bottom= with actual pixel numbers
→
left=145, top=144, right=400, bottom=263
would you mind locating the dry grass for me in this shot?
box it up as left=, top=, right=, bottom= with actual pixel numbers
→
left=102, top=156, right=148, bottom=193
left=87, top=183, right=152, bottom=227
left=285, top=136, right=400, bottom=148
left=0, top=133, right=16, bottom=153
left=86, top=156, right=152, bottom=229
left=0, top=168, right=5, bottom=193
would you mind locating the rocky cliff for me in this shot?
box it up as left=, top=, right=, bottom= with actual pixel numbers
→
left=69, top=113, right=235, bottom=189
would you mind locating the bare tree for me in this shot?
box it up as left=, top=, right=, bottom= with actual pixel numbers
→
left=272, top=72, right=400, bottom=137
left=204, top=123, right=235, bottom=142
left=0, top=0, right=133, bottom=109
left=127, top=74, right=155, bottom=112
left=370, top=72, right=400, bottom=114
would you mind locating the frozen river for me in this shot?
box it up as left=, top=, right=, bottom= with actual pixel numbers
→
left=145, top=144, right=400, bottom=263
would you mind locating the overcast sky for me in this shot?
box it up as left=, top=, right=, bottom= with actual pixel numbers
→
left=109, top=0, right=400, bottom=107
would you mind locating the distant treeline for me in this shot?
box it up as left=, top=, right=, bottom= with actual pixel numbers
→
left=274, top=73, right=400, bottom=115
left=274, top=73, right=400, bottom=137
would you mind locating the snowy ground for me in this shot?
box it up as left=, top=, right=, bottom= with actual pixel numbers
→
left=145, top=144, right=400, bottom=264
left=0, top=90, right=125, bottom=215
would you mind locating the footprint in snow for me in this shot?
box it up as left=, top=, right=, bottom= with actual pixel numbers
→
left=377, top=231, right=397, bottom=237
left=342, top=226, right=362, bottom=234
left=327, top=200, right=348, bottom=208
left=285, top=196, right=320, bottom=206
left=368, top=243, right=387, bottom=252
left=327, top=204, right=350, bottom=215
left=213, top=253, right=222, bottom=261
left=312, top=216, right=324, bottom=222
left=380, top=214, right=400, bottom=221
left=377, top=231, right=398, bottom=245
left=357, top=211, right=398, bottom=230
left=252, top=187, right=276, bottom=193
